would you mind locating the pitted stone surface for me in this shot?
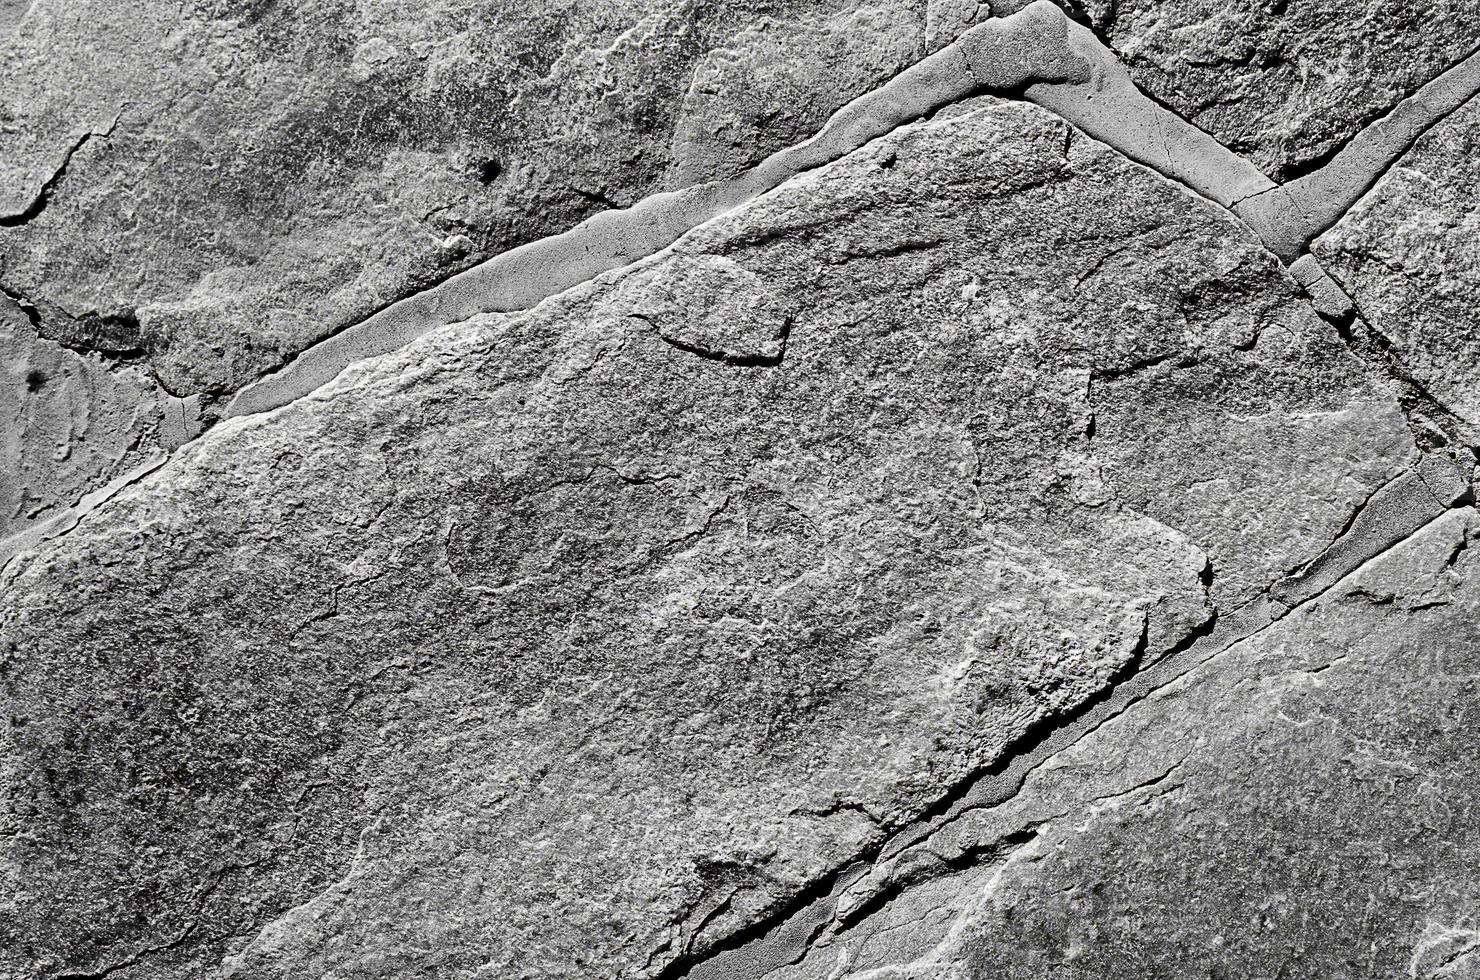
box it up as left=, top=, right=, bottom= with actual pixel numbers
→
left=1071, top=0, right=1480, bottom=180
left=0, top=102, right=1414, bottom=979
left=1315, top=98, right=1480, bottom=430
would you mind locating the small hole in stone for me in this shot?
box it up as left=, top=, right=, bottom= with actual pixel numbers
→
left=475, top=159, right=502, bottom=184
left=25, top=369, right=46, bottom=392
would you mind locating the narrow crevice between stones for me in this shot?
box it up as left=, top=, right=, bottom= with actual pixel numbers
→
left=0, top=281, right=43, bottom=330
left=661, top=459, right=1471, bottom=980
left=1233, top=47, right=1480, bottom=261
left=0, top=455, right=167, bottom=578
left=1301, top=257, right=1479, bottom=454
left=0, top=1, right=1307, bottom=580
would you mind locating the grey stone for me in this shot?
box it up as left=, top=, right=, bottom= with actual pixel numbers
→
left=0, top=296, right=165, bottom=541
left=6, top=6, right=1479, bottom=980
left=0, top=100, right=1414, bottom=979
left=0, top=0, right=941, bottom=404
left=1314, top=97, right=1480, bottom=430
left=799, top=505, right=1480, bottom=979
left=1068, top=0, right=1480, bottom=180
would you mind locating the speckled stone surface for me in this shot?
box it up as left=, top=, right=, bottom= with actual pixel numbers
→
left=2, top=5, right=1478, bottom=980
left=1315, top=97, right=1480, bottom=431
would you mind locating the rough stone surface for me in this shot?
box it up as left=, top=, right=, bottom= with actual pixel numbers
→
left=1070, top=0, right=1480, bottom=180
left=0, top=0, right=934, bottom=402
left=801, top=507, right=1480, bottom=979
left=0, top=297, right=165, bottom=539
left=1315, top=97, right=1480, bottom=430
left=4, top=7, right=1479, bottom=980
left=0, top=99, right=1416, bottom=978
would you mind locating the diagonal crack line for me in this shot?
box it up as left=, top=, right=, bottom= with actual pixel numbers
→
left=1233, top=43, right=1480, bottom=261
left=842, top=495, right=1470, bottom=936
left=0, top=112, right=123, bottom=228
left=0, top=455, right=167, bottom=580
left=0, top=281, right=44, bottom=330
left=666, top=467, right=1470, bottom=980
left=1304, top=261, right=1479, bottom=451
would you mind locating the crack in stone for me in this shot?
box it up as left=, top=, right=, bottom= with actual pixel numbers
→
left=657, top=454, right=1471, bottom=980
left=6, top=8, right=1479, bottom=975
left=0, top=123, right=111, bottom=228
left=0, top=455, right=166, bottom=579
left=1296, top=255, right=1480, bottom=452
left=17, top=0, right=1464, bottom=582
left=1233, top=42, right=1480, bottom=261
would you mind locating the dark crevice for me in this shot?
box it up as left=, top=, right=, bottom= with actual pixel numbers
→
left=648, top=316, right=793, bottom=369
left=568, top=184, right=623, bottom=211
left=658, top=611, right=1186, bottom=979
left=832, top=237, right=946, bottom=265
left=0, top=115, right=121, bottom=228
left=474, top=158, right=502, bottom=184
left=653, top=862, right=870, bottom=980
left=1304, top=36, right=1480, bottom=187
left=1090, top=348, right=1199, bottom=382
left=668, top=476, right=1474, bottom=980
left=0, top=281, right=43, bottom=330
left=828, top=824, right=1043, bottom=944
left=1317, top=276, right=1478, bottom=452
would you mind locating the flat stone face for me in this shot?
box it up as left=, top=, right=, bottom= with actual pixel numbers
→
left=0, top=299, right=164, bottom=537
left=0, top=0, right=932, bottom=400
left=831, top=506, right=1480, bottom=979
left=0, top=101, right=1413, bottom=978
left=1315, top=98, right=1480, bottom=430
left=1072, top=0, right=1480, bottom=179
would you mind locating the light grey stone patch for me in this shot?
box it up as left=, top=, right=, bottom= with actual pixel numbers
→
left=1019, top=11, right=1276, bottom=208
left=160, top=394, right=203, bottom=450
left=1314, top=97, right=1480, bottom=429
left=957, top=0, right=1090, bottom=90
left=1288, top=253, right=1355, bottom=321
left=1068, top=0, right=1480, bottom=180
left=0, top=297, right=164, bottom=541
left=812, top=505, right=1480, bottom=980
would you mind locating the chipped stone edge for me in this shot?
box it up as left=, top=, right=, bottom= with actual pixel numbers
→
left=221, top=1, right=1095, bottom=421
left=669, top=452, right=1473, bottom=980
left=0, top=454, right=167, bottom=579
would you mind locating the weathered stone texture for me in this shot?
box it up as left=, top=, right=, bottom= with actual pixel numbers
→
left=820, top=506, right=1480, bottom=979
left=0, top=101, right=1415, bottom=978
left=0, top=297, right=164, bottom=538
left=1071, top=0, right=1480, bottom=179
left=0, top=0, right=933, bottom=402
left=1315, top=97, right=1480, bottom=430
left=6, top=4, right=1480, bottom=979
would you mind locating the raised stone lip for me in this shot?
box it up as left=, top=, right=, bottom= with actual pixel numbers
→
left=669, top=468, right=1476, bottom=980
left=1233, top=40, right=1480, bottom=262
left=9, top=0, right=1479, bottom=623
